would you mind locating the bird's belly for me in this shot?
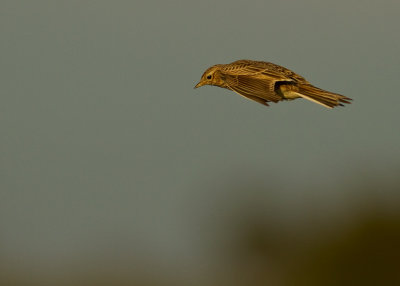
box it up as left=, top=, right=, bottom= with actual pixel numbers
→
left=277, top=84, right=301, bottom=100
left=283, top=91, right=301, bottom=100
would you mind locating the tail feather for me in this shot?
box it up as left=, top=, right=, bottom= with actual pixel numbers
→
left=297, top=84, right=352, bottom=108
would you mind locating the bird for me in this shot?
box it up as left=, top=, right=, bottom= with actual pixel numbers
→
left=194, top=60, right=352, bottom=108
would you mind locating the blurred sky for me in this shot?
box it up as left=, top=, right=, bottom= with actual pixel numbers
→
left=1, top=0, right=400, bottom=281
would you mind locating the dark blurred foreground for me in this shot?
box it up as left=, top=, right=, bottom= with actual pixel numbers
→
left=1, top=173, right=399, bottom=286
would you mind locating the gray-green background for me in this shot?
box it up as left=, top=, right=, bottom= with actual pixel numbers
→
left=1, top=0, right=400, bottom=284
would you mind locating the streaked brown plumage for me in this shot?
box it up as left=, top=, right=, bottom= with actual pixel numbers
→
left=194, top=60, right=352, bottom=108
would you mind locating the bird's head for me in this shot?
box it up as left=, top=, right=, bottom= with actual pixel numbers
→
left=194, top=65, right=225, bottom=88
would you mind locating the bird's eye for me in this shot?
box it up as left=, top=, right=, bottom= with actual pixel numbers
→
left=207, top=75, right=212, bottom=79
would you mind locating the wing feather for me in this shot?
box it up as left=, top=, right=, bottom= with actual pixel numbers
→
left=221, top=60, right=309, bottom=83
left=224, top=74, right=282, bottom=103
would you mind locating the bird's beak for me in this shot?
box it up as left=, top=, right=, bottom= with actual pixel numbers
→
left=194, top=81, right=205, bottom=89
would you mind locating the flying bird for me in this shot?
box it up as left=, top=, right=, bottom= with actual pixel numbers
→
left=194, top=60, right=352, bottom=108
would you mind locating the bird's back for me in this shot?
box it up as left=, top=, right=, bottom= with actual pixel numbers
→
left=220, top=60, right=309, bottom=84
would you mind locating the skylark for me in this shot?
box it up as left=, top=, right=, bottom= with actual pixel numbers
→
left=195, top=60, right=351, bottom=108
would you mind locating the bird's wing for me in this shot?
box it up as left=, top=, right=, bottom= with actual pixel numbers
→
left=223, top=74, right=282, bottom=103
left=238, top=94, right=270, bottom=106
left=222, top=60, right=309, bottom=83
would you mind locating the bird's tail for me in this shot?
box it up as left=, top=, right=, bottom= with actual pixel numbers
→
left=296, top=84, right=352, bottom=109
